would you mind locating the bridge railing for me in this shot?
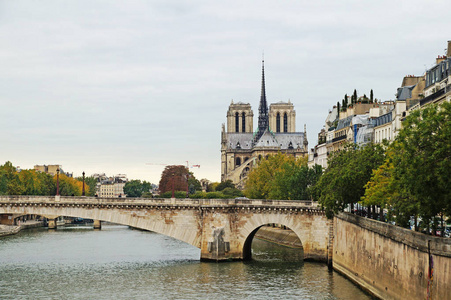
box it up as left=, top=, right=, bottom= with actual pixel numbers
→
left=0, top=195, right=319, bottom=208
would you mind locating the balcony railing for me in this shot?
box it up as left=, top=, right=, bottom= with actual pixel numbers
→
left=332, top=135, right=347, bottom=143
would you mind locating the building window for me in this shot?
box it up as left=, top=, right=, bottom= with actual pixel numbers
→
left=276, top=113, right=281, bottom=133
left=283, top=113, right=288, bottom=132
left=242, top=112, right=246, bottom=132
left=235, top=112, right=239, bottom=133
left=236, top=157, right=241, bottom=167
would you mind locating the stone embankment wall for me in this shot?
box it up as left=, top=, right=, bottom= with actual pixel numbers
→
left=333, top=213, right=451, bottom=300
left=254, top=226, right=303, bottom=248
left=0, top=221, right=43, bottom=237
left=0, top=224, right=20, bottom=237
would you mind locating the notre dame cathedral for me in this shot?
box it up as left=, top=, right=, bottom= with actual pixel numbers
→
left=221, top=61, right=308, bottom=189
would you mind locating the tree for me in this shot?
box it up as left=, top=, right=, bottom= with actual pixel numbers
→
left=0, top=161, right=22, bottom=195
left=206, top=182, right=219, bottom=192
left=216, top=180, right=235, bottom=191
left=244, top=153, right=318, bottom=200
left=245, top=153, right=297, bottom=199
left=158, top=165, right=200, bottom=195
left=360, top=154, right=417, bottom=227
left=353, top=89, right=358, bottom=103
left=370, top=89, right=374, bottom=103
left=312, top=143, right=385, bottom=218
left=56, top=174, right=84, bottom=196
left=123, top=180, right=152, bottom=197
left=187, top=175, right=201, bottom=194
left=221, top=187, right=243, bottom=198
left=389, top=102, right=451, bottom=229
left=76, top=176, right=97, bottom=196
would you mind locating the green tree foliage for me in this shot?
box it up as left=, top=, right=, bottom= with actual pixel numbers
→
left=211, top=180, right=242, bottom=198
left=215, top=180, right=235, bottom=191
left=75, top=176, right=97, bottom=196
left=312, top=143, right=385, bottom=218
left=244, top=153, right=320, bottom=200
left=0, top=162, right=56, bottom=195
left=353, top=89, right=358, bottom=104
left=361, top=103, right=450, bottom=230
left=123, top=180, right=152, bottom=197
left=360, top=154, right=418, bottom=227
left=57, top=174, right=84, bottom=196
left=221, top=187, right=243, bottom=198
left=206, top=182, right=219, bottom=192
left=187, top=175, right=201, bottom=194
left=160, top=191, right=190, bottom=198
left=370, top=89, right=374, bottom=102
left=389, top=102, right=450, bottom=226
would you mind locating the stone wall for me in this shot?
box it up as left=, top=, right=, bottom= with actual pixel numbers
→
left=254, top=226, right=303, bottom=248
left=333, top=213, right=451, bottom=300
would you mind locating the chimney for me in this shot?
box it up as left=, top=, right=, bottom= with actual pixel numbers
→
left=447, top=40, right=451, bottom=58
left=436, top=55, right=446, bottom=65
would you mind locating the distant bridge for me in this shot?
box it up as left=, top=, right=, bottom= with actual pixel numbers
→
left=0, top=196, right=331, bottom=261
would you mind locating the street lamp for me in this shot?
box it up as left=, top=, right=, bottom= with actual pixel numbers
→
left=171, top=173, right=175, bottom=199
left=56, top=168, right=60, bottom=196
left=186, top=173, right=190, bottom=198
left=82, top=171, right=85, bottom=196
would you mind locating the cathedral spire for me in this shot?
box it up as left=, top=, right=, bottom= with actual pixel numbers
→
left=255, top=59, right=269, bottom=143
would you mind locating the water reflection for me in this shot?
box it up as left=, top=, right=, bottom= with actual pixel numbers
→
left=0, top=225, right=373, bottom=299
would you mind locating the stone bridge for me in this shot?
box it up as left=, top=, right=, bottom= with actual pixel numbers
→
left=0, top=196, right=331, bottom=262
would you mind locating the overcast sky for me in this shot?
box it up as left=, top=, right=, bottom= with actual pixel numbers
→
left=1, top=1, right=450, bottom=184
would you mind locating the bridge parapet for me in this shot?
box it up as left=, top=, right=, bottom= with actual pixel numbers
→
left=0, top=196, right=320, bottom=210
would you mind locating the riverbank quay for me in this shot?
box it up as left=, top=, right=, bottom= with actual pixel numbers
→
left=0, top=220, right=43, bottom=237
left=333, top=213, right=451, bottom=300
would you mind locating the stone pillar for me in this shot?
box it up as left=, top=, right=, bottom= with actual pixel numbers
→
left=93, top=219, right=102, bottom=230
left=199, top=211, right=242, bottom=261
left=48, top=218, right=57, bottom=230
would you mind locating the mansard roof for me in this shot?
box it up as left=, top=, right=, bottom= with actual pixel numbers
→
left=396, top=85, right=415, bottom=100
left=336, top=116, right=353, bottom=130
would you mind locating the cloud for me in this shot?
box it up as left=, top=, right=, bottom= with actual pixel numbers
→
left=1, top=0, right=450, bottom=183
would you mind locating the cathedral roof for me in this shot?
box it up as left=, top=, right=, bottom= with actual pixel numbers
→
left=254, top=130, right=278, bottom=147
left=226, top=133, right=254, bottom=150
left=227, top=130, right=305, bottom=150
left=273, top=133, right=305, bottom=149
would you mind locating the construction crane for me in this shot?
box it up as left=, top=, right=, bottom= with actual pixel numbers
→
left=146, top=161, right=200, bottom=169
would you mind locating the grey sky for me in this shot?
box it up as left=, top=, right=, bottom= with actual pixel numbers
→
left=1, top=1, right=450, bottom=183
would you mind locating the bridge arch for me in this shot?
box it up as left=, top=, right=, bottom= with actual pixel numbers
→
left=242, top=224, right=303, bottom=260
left=236, top=211, right=329, bottom=261
left=37, top=210, right=202, bottom=249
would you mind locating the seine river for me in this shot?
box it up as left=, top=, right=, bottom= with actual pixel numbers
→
left=0, top=225, right=373, bottom=299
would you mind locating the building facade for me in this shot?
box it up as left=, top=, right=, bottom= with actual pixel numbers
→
left=221, top=61, right=308, bottom=189
left=34, top=164, right=73, bottom=177
left=93, top=173, right=128, bottom=198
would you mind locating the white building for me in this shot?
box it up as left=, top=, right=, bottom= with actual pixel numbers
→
left=94, top=173, right=128, bottom=198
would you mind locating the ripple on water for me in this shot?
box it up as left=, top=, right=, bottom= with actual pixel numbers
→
left=0, top=225, right=373, bottom=300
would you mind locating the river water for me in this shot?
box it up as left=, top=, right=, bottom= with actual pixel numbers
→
left=0, top=225, right=373, bottom=299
